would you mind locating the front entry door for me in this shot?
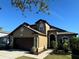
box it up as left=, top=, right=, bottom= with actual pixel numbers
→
left=49, top=35, right=56, bottom=48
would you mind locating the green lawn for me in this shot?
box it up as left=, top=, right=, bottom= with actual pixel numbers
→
left=16, top=54, right=71, bottom=59
left=16, top=56, right=36, bottom=59
left=44, top=54, right=71, bottom=59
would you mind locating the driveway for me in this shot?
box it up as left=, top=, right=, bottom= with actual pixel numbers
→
left=0, top=49, right=53, bottom=59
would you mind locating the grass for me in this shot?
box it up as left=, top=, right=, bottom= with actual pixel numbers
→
left=44, top=54, right=71, bottom=59
left=16, top=56, right=36, bottom=59
left=16, top=54, right=71, bottom=59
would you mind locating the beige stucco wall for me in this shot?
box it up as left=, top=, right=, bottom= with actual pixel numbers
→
left=45, top=23, right=50, bottom=35
left=36, top=22, right=50, bottom=52
left=38, top=35, right=47, bottom=52
left=13, top=26, right=35, bottom=38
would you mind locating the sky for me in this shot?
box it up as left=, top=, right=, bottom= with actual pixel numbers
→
left=0, top=0, right=79, bottom=34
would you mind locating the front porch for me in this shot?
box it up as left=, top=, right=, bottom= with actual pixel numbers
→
left=47, top=30, right=70, bottom=50
left=47, top=30, right=58, bottom=49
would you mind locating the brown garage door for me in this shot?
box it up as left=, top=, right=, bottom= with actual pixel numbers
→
left=13, top=38, right=34, bottom=50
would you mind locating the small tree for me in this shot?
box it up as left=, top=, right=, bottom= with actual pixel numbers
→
left=71, top=36, right=79, bottom=55
left=63, top=40, right=69, bottom=53
left=51, top=40, right=57, bottom=49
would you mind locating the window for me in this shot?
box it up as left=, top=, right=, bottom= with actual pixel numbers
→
left=39, top=27, right=44, bottom=31
left=39, top=23, right=44, bottom=31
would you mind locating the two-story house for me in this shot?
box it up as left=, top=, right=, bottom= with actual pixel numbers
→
left=9, top=19, right=77, bottom=53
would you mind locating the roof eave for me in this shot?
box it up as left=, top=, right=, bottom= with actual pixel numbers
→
left=24, top=25, right=46, bottom=36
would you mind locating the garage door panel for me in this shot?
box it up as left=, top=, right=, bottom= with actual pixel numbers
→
left=13, top=38, right=34, bottom=50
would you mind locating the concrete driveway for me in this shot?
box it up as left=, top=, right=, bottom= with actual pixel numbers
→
left=0, top=50, right=26, bottom=59
left=0, top=49, right=53, bottom=59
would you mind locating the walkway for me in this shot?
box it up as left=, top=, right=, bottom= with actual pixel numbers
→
left=38, top=49, right=53, bottom=59
left=24, top=49, right=53, bottom=59
left=0, top=49, right=53, bottom=59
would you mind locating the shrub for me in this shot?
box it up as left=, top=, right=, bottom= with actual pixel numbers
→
left=71, top=37, right=79, bottom=55
left=57, top=40, right=63, bottom=50
left=63, top=40, right=69, bottom=53
left=51, top=40, right=57, bottom=49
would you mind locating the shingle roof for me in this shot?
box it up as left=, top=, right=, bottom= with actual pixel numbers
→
left=9, top=22, right=46, bottom=36
left=24, top=25, right=46, bottom=36
left=9, top=19, right=77, bottom=36
left=50, top=26, right=67, bottom=32
left=9, top=22, right=30, bottom=35
left=36, top=19, right=67, bottom=32
left=57, top=32, right=78, bottom=35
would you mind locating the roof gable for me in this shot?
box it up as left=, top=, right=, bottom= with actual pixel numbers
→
left=9, top=22, right=46, bottom=36
left=9, top=19, right=77, bottom=35
left=36, top=19, right=67, bottom=32
left=9, top=22, right=30, bottom=35
left=36, top=19, right=50, bottom=26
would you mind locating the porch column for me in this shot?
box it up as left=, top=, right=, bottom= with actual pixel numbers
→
left=34, top=34, right=38, bottom=48
left=34, top=37, right=36, bottom=47
left=48, top=35, right=50, bottom=48
left=37, top=37, right=39, bottom=48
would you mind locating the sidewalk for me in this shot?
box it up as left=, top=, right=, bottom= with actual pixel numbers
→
left=38, top=49, right=53, bottom=59
left=0, top=49, right=53, bottom=59
left=24, top=49, right=53, bottom=59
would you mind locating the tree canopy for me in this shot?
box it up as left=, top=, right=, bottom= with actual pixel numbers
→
left=11, top=0, right=50, bottom=14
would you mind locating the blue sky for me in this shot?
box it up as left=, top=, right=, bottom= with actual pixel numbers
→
left=0, top=0, right=79, bottom=33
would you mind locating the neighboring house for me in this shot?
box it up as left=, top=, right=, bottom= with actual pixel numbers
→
left=0, top=32, right=9, bottom=48
left=9, top=19, right=77, bottom=53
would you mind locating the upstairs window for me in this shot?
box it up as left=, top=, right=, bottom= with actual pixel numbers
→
left=39, top=23, right=44, bottom=31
